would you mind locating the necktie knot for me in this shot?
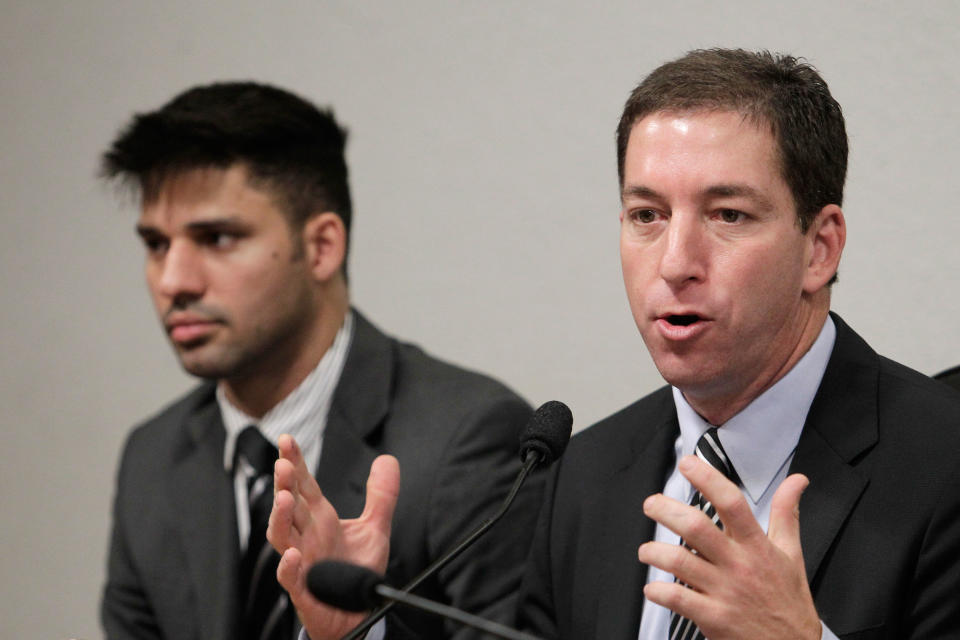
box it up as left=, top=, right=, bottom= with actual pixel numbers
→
left=235, top=425, right=278, bottom=477
left=694, top=426, right=740, bottom=486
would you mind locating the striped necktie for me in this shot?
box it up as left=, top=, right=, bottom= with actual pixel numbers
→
left=668, top=427, right=741, bottom=640
left=235, top=426, right=294, bottom=640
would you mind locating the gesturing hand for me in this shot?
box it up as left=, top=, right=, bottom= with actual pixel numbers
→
left=267, top=434, right=400, bottom=640
left=637, top=455, right=820, bottom=640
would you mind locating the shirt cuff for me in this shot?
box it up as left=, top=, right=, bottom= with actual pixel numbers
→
left=297, top=619, right=385, bottom=640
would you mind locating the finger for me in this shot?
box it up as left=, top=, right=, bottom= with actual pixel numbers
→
left=277, top=435, right=325, bottom=504
left=275, top=458, right=338, bottom=541
left=289, top=485, right=320, bottom=535
left=643, top=578, right=713, bottom=626
left=637, top=540, right=719, bottom=591
left=767, top=473, right=809, bottom=564
left=679, top=455, right=764, bottom=542
left=359, top=455, right=400, bottom=537
left=277, top=546, right=306, bottom=602
left=274, top=457, right=298, bottom=495
left=273, top=458, right=318, bottom=534
left=277, top=434, right=306, bottom=467
left=267, top=489, right=302, bottom=552
left=642, top=492, right=729, bottom=563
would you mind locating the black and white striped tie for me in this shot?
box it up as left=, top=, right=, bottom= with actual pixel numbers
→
left=235, top=426, right=294, bottom=640
left=668, top=427, right=741, bottom=640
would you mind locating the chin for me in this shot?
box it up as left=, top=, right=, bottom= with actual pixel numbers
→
left=176, top=349, right=235, bottom=380
left=654, top=358, right=719, bottom=391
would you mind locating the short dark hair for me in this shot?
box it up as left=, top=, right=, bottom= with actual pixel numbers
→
left=616, top=48, right=847, bottom=233
left=101, top=81, right=352, bottom=238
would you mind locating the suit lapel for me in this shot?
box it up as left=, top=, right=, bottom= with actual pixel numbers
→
left=792, top=314, right=878, bottom=583
left=595, top=404, right=679, bottom=640
left=168, top=388, right=239, bottom=640
left=317, top=311, right=393, bottom=518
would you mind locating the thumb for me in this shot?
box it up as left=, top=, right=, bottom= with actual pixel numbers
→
left=767, top=473, right=809, bottom=566
left=359, top=454, right=401, bottom=537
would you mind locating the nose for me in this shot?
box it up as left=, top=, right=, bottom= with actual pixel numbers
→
left=154, top=241, right=205, bottom=302
left=658, top=213, right=706, bottom=287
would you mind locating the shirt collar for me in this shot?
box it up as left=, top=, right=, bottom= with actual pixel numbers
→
left=219, top=311, right=354, bottom=472
left=672, top=315, right=836, bottom=504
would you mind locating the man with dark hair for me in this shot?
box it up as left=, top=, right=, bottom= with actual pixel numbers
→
left=100, top=81, right=541, bottom=640
left=517, top=48, right=960, bottom=639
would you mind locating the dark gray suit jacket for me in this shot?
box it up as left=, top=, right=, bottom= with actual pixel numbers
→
left=519, top=314, right=960, bottom=639
left=102, top=311, right=541, bottom=640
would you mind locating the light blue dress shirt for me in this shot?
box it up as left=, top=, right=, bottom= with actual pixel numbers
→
left=638, top=316, right=839, bottom=640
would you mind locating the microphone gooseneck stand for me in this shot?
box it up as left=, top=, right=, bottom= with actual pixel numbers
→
left=341, top=451, right=542, bottom=640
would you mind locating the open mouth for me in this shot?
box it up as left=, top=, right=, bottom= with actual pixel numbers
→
left=665, top=314, right=701, bottom=326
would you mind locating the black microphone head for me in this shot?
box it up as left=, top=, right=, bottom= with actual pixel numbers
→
left=306, top=560, right=382, bottom=612
left=520, top=400, right=573, bottom=466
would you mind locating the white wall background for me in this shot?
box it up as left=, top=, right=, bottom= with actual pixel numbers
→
left=2, top=1, right=958, bottom=637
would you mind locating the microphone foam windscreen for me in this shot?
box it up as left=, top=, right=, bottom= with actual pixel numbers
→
left=520, top=400, right=573, bottom=465
left=306, top=560, right=382, bottom=612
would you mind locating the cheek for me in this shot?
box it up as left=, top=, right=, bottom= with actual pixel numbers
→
left=729, top=247, right=806, bottom=316
left=620, top=243, right=652, bottom=286
left=144, top=270, right=165, bottom=308
left=620, top=258, right=645, bottom=306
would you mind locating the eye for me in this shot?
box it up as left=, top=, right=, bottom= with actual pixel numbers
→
left=139, top=234, right=168, bottom=256
left=718, top=209, right=746, bottom=223
left=199, top=231, right=239, bottom=249
left=628, top=209, right=659, bottom=224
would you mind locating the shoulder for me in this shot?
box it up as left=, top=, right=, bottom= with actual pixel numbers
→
left=387, top=342, right=534, bottom=469
left=877, top=355, right=960, bottom=415
left=569, top=386, right=674, bottom=455
left=393, top=339, right=528, bottom=414
left=831, top=314, right=960, bottom=432
left=557, top=386, right=675, bottom=484
left=352, top=310, right=532, bottom=427
left=118, top=382, right=218, bottom=468
left=873, top=355, right=960, bottom=461
left=824, top=314, right=960, bottom=479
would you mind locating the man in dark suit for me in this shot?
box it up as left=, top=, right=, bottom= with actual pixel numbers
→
left=100, top=82, right=540, bottom=640
left=517, top=49, right=960, bottom=639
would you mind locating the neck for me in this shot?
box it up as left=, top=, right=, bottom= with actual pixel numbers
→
left=221, top=278, right=349, bottom=418
left=684, top=295, right=830, bottom=426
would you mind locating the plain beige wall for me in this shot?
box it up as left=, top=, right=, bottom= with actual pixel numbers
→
left=2, top=1, right=958, bottom=637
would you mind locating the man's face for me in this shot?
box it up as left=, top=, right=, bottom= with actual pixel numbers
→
left=137, top=165, right=319, bottom=380
left=620, top=110, right=817, bottom=409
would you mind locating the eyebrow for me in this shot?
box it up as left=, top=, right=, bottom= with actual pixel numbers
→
left=135, top=223, right=161, bottom=238
left=621, top=185, right=662, bottom=201
left=703, top=184, right=775, bottom=211
left=621, top=183, right=775, bottom=212
left=135, top=217, right=248, bottom=237
left=183, top=217, right=248, bottom=231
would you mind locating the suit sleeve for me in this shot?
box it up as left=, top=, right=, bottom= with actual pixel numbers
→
left=905, top=462, right=960, bottom=637
left=101, top=439, right=163, bottom=640
left=427, top=396, right=546, bottom=640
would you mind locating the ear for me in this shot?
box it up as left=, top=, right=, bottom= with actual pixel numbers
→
left=802, top=204, right=846, bottom=294
left=301, top=212, right=346, bottom=283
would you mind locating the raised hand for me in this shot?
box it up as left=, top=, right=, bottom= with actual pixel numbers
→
left=637, top=455, right=820, bottom=640
left=267, top=434, right=400, bottom=640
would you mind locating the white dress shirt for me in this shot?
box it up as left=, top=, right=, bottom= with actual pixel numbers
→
left=218, top=311, right=354, bottom=550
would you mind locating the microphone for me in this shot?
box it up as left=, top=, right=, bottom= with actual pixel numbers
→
left=308, top=561, right=544, bottom=640
left=340, top=400, right=573, bottom=639
left=519, top=399, right=573, bottom=466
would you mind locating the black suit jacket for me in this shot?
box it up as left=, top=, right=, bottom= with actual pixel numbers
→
left=519, top=314, right=960, bottom=639
left=102, top=311, right=542, bottom=640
